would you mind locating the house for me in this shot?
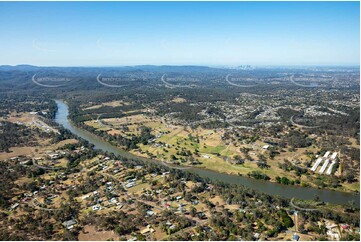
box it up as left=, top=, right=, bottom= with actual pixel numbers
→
left=92, top=205, right=101, bottom=211
left=106, top=186, right=114, bottom=191
left=47, top=195, right=58, bottom=200
left=49, top=153, right=59, bottom=159
left=178, top=207, right=186, bottom=213
left=125, top=182, right=135, bottom=188
left=63, top=219, right=77, bottom=230
left=192, top=200, right=199, bottom=205
left=341, top=224, right=350, bottom=231
left=24, top=193, right=32, bottom=197
left=140, top=225, right=154, bottom=235
left=202, top=226, right=212, bottom=233
left=292, top=234, right=300, bottom=241
left=325, top=221, right=338, bottom=230
left=146, top=210, right=155, bottom=216
left=20, top=160, right=31, bottom=165
left=327, top=230, right=340, bottom=240
left=10, top=203, right=19, bottom=211
left=197, top=212, right=207, bottom=219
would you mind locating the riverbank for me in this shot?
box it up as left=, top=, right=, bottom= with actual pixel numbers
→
left=54, top=100, right=360, bottom=207
left=70, top=100, right=360, bottom=194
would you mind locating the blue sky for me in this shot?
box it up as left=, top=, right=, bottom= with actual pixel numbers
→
left=0, top=1, right=359, bottom=66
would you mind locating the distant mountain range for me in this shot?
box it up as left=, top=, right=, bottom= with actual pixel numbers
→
left=0, top=64, right=358, bottom=72
left=0, top=64, right=221, bottom=72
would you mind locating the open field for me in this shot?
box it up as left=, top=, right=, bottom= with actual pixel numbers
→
left=78, top=225, right=120, bottom=241
left=81, top=108, right=360, bottom=193
left=82, top=100, right=128, bottom=110
left=0, top=139, right=78, bottom=160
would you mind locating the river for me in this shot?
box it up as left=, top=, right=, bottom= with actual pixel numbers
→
left=54, top=100, right=360, bottom=207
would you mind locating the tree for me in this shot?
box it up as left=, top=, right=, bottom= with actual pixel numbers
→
left=278, top=210, right=294, bottom=228
left=233, top=155, right=244, bottom=164
left=280, top=177, right=290, bottom=185
left=190, top=207, right=197, bottom=217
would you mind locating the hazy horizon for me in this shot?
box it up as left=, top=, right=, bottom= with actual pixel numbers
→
left=1, top=64, right=360, bottom=68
